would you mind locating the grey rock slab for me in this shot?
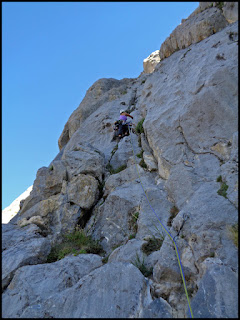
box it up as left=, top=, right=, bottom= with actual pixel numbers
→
left=191, top=258, right=238, bottom=318
left=62, top=141, right=105, bottom=182
left=2, top=254, right=103, bottom=318
left=140, top=297, right=173, bottom=318
left=108, top=239, right=146, bottom=264
left=86, top=183, right=144, bottom=254
left=19, top=262, right=150, bottom=318
left=110, top=133, right=142, bottom=170
left=2, top=223, right=51, bottom=290
left=172, top=182, right=238, bottom=271
left=141, top=22, right=238, bottom=181
left=136, top=187, right=172, bottom=241
left=104, top=163, right=145, bottom=197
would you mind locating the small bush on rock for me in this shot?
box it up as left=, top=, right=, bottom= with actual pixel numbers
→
left=228, top=223, right=238, bottom=247
left=47, top=227, right=104, bottom=263
left=136, top=118, right=145, bottom=134
left=142, top=236, right=164, bottom=256
left=132, top=253, right=153, bottom=277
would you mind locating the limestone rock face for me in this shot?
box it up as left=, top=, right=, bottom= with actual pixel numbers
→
left=143, top=50, right=160, bottom=73
left=2, top=223, right=51, bottom=290
left=58, top=78, right=133, bottom=150
left=2, top=254, right=103, bottom=318
left=2, top=7, right=238, bottom=319
left=159, top=7, right=228, bottom=61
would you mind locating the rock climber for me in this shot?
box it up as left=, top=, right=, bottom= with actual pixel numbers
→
left=118, top=109, right=134, bottom=138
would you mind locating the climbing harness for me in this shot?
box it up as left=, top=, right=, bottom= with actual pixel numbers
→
left=128, top=124, right=194, bottom=318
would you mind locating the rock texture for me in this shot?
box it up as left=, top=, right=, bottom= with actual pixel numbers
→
left=143, top=50, right=161, bottom=73
left=2, top=4, right=238, bottom=319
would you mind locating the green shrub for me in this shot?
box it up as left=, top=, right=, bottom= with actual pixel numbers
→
left=139, top=159, right=147, bottom=169
left=142, top=236, right=164, bottom=256
left=217, top=182, right=228, bottom=198
left=216, top=175, right=222, bottom=182
left=141, top=80, right=146, bottom=84
left=114, top=164, right=127, bottom=174
left=136, top=118, right=145, bottom=134
left=46, top=228, right=104, bottom=263
left=129, top=212, right=139, bottom=234
left=167, top=206, right=179, bottom=226
left=132, top=253, right=153, bottom=277
left=128, top=233, right=136, bottom=240
left=136, top=150, right=144, bottom=158
left=106, top=163, right=127, bottom=175
left=228, top=223, right=238, bottom=247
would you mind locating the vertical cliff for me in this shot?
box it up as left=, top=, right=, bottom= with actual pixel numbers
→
left=2, top=2, right=238, bottom=318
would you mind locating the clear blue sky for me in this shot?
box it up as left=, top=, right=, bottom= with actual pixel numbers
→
left=2, top=1, right=199, bottom=209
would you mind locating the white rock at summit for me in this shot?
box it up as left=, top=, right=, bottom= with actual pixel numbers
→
left=2, top=186, right=33, bottom=224
left=143, top=50, right=160, bottom=73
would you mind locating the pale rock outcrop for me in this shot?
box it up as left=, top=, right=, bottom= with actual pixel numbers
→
left=143, top=50, right=160, bottom=73
left=222, top=1, right=238, bottom=23
left=193, top=2, right=239, bottom=24
left=2, top=185, right=33, bottom=224
left=19, top=161, right=67, bottom=215
left=159, top=7, right=228, bottom=60
left=67, top=173, right=99, bottom=209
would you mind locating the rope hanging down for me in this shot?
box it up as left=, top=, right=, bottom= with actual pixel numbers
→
left=128, top=124, right=194, bottom=318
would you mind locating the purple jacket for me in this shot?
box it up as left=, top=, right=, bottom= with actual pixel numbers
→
left=119, top=115, right=127, bottom=123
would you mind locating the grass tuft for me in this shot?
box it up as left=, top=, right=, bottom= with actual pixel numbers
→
left=46, top=227, right=104, bottom=263
left=135, top=118, right=145, bottom=134
left=132, top=253, right=153, bottom=277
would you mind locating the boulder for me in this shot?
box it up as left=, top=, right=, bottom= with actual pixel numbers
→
left=19, top=160, right=67, bottom=215
left=15, top=194, right=82, bottom=242
left=62, top=142, right=105, bottom=182
left=67, top=173, right=99, bottom=209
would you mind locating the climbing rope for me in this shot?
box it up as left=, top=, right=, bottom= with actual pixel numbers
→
left=128, top=124, right=194, bottom=318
